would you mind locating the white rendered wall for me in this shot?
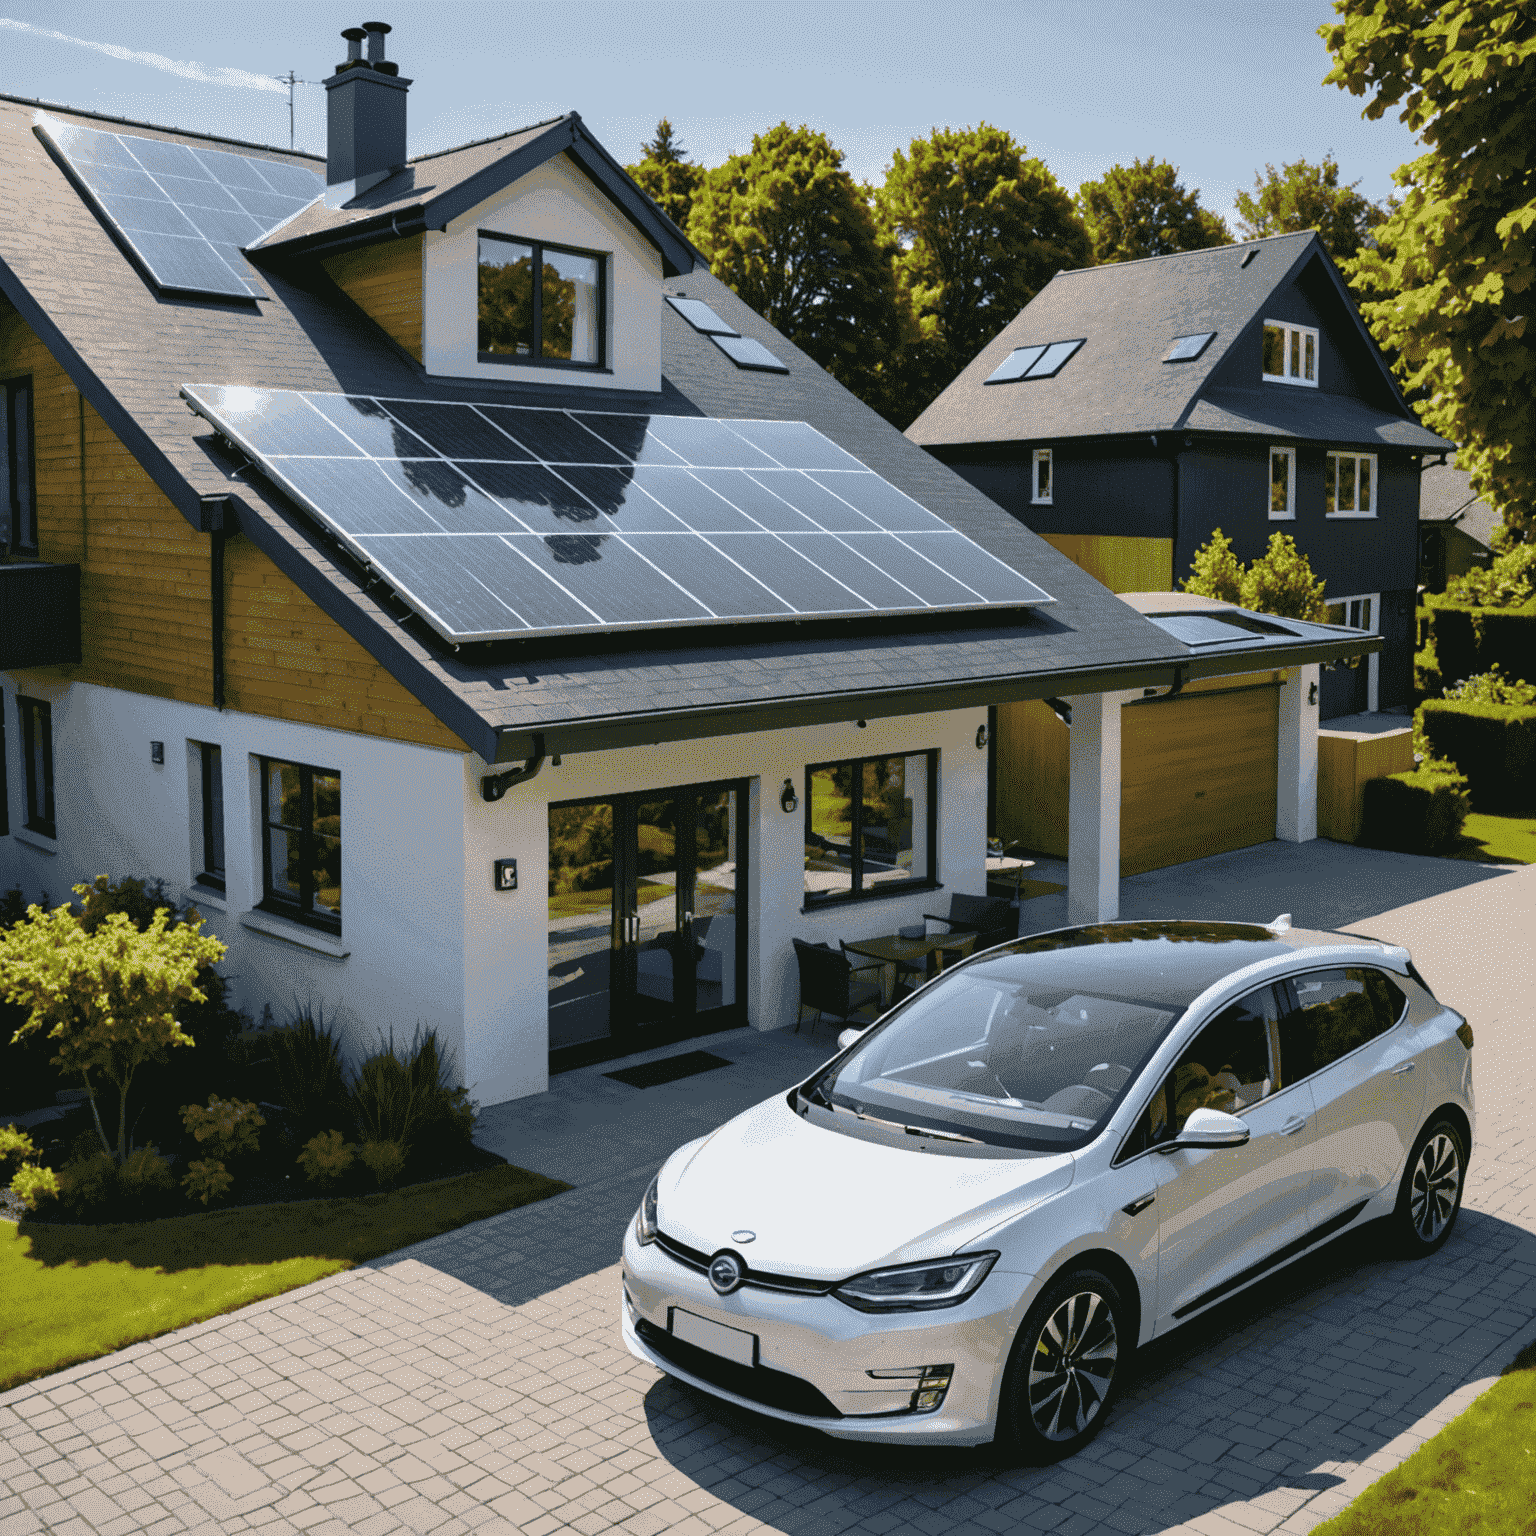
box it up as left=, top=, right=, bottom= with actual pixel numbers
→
left=422, top=156, right=663, bottom=391
left=1276, top=664, right=1320, bottom=843
left=459, top=707, right=990, bottom=1106
left=0, top=675, right=468, bottom=1075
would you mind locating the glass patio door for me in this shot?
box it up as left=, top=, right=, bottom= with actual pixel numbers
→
left=547, top=780, right=746, bottom=1071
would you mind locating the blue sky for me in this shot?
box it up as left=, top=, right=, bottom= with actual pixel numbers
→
left=0, top=1, right=1421, bottom=226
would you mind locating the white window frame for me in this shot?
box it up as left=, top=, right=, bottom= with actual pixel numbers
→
left=1032, top=448, right=1052, bottom=505
left=1269, top=446, right=1296, bottom=520
left=1262, top=319, right=1319, bottom=388
left=1325, top=592, right=1380, bottom=713
left=1326, top=451, right=1378, bottom=518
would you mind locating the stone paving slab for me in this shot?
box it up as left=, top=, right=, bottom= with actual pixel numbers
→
left=2, top=852, right=1532, bottom=1536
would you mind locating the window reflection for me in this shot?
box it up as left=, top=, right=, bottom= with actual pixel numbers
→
left=478, top=234, right=604, bottom=367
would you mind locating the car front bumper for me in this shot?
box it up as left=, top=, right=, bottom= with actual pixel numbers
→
left=620, top=1224, right=1029, bottom=1445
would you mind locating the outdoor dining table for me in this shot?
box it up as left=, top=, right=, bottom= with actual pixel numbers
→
left=842, top=931, right=976, bottom=1006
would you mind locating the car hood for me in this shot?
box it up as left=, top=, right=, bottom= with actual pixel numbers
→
left=659, top=1093, right=1074, bottom=1280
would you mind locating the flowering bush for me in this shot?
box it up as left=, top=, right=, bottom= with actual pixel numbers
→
left=296, top=1129, right=355, bottom=1186
left=181, top=1096, right=265, bottom=1160
left=9, top=1162, right=59, bottom=1211
left=358, top=1139, right=407, bottom=1190
left=182, top=1158, right=233, bottom=1206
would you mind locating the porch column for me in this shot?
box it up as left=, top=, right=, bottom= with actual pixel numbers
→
left=1065, top=691, right=1124, bottom=925
left=1276, top=663, right=1320, bottom=842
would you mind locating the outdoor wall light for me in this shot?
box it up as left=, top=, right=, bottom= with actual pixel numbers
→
left=780, top=778, right=799, bottom=814
left=976, top=723, right=989, bottom=750
left=856, top=718, right=867, bottom=729
left=1307, top=682, right=1318, bottom=706
left=150, top=741, right=164, bottom=765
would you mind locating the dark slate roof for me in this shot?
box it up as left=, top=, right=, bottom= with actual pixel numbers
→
left=250, top=111, right=698, bottom=276
left=0, top=97, right=1379, bottom=763
left=1419, top=457, right=1503, bottom=549
left=907, top=231, right=1451, bottom=454
left=1184, top=387, right=1450, bottom=450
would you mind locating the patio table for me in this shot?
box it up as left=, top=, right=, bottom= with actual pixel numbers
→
left=843, top=931, right=974, bottom=1006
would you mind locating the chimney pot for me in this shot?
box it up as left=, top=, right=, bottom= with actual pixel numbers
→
left=363, top=21, right=391, bottom=64
left=340, top=25, right=366, bottom=65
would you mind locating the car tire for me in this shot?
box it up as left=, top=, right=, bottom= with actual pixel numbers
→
left=1393, top=1117, right=1467, bottom=1257
left=996, top=1266, right=1130, bottom=1464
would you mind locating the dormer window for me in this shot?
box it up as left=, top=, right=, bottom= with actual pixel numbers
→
left=1262, top=320, right=1317, bottom=387
left=478, top=233, right=606, bottom=368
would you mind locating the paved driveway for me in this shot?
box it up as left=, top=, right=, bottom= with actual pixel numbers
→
left=3, top=842, right=1534, bottom=1536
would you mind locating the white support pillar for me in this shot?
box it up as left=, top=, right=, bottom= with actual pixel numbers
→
left=1065, top=691, right=1125, bottom=925
left=1276, top=664, right=1320, bottom=843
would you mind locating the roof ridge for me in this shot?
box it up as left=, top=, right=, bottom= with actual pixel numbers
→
left=5, top=90, right=322, bottom=162
left=1054, top=229, right=1317, bottom=279
left=407, top=113, right=571, bottom=165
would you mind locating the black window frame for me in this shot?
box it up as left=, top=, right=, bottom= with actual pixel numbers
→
left=196, top=742, right=225, bottom=893
left=802, top=749, right=940, bottom=910
left=1, top=374, right=38, bottom=556
left=258, top=755, right=341, bottom=934
left=476, top=231, right=608, bottom=371
left=18, top=695, right=54, bottom=839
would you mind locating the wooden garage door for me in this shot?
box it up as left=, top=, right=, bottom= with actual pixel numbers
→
left=1120, top=684, right=1280, bottom=877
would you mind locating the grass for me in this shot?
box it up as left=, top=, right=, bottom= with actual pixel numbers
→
left=0, top=1162, right=567, bottom=1391
left=1445, top=811, right=1536, bottom=864
left=1312, top=1337, right=1536, bottom=1535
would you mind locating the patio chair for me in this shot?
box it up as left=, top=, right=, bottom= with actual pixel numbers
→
left=792, top=938, right=881, bottom=1038
left=923, top=892, right=1018, bottom=955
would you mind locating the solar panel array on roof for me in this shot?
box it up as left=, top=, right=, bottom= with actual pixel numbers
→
left=984, top=338, right=1084, bottom=385
left=181, top=386, right=1054, bottom=644
left=667, top=293, right=789, bottom=372
left=37, top=114, right=322, bottom=298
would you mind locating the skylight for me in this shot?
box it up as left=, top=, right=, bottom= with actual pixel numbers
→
left=665, top=295, right=737, bottom=336
left=1164, top=332, right=1215, bottom=363
left=667, top=293, right=788, bottom=372
left=984, top=338, right=1084, bottom=385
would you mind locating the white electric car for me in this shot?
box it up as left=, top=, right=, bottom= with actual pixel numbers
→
left=621, top=919, right=1474, bottom=1461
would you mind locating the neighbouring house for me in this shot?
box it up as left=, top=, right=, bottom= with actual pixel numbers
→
left=1418, top=454, right=1501, bottom=593
left=907, top=230, right=1453, bottom=724
left=0, top=25, right=1374, bottom=1104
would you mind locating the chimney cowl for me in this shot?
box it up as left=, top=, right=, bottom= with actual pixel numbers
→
left=325, top=20, right=411, bottom=201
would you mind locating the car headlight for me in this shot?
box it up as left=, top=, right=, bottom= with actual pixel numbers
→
left=634, top=1175, right=659, bottom=1246
left=833, top=1251, right=999, bottom=1312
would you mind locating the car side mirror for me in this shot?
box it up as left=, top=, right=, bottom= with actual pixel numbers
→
left=838, top=1026, right=868, bottom=1051
left=1160, top=1106, right=1250, bottom=1151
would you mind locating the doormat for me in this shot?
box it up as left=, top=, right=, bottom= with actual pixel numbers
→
left=605, top=1050, right=734, bottom=1089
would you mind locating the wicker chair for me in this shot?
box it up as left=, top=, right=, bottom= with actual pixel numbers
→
left=923, top=893, right=1018, bottom=955
left=792, top=938, right=882, bottom=1038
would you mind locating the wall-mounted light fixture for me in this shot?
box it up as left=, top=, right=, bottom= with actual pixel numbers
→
left=1307, top=681, right=1318, bottom=706
left=493, top=859, right=518, bottom=891
left=855, top=719, right=867, bottom=729
left=780, top=778, right=799, bottom=814
left=150, top=741, right=164, bottom=765
left=975, top=723, right=989, bottom=750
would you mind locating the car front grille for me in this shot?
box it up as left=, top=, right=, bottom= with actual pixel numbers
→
left=655, top=1231, right=837, bottom=1296
left=636, top=1318, right=842, bottom=1419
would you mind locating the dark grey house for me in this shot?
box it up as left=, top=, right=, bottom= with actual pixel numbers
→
left=1418, top=455, right=1501, bottom=593
left=907, top=231, right=1453, bottom=719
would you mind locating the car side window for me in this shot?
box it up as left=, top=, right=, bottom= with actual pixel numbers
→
left=1278, top=968, right=1407, bottom=1082
left=1120, top=986, right=1278, bottom=1158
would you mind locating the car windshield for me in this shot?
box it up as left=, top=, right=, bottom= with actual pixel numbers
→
left=802, top=949, right=1185, bottom=1152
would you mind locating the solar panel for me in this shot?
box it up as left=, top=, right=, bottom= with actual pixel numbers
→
left=1165, top=332, right=1215, bottom=363
left=181, top=386, right=1055, bottom=643
left=37, top=114, right=321, bottom=299
left=712, top=334, right=789, bottom=372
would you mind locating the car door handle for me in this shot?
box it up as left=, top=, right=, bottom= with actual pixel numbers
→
left=1392, top=1062, right=1416, bottom=1075
left=1121, top=1193, right=1155, bottom=1216
left=1279, top=1116, right=1308, bottom=1136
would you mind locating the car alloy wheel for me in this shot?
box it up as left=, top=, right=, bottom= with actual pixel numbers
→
left=1395, top=1118, right=1466, bottom=1256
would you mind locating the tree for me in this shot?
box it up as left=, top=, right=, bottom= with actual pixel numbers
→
left=688, top=123, right=902, bottom=406
left=1182, top=529, right=1327, bottom=620
left=626, top=118, right=704, bottom=232
left=1076, top=158, right=1232, bottom=265
left=874, top=124, right=1091, bottom=423
left=1322, top=2, right=1536, bottom=536
left=1234, top=153, right=1385, bottom=264
left=0, top=881, right=226, bottom=1161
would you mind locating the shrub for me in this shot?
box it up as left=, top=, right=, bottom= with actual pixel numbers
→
left=297, top=1129, right=355, bottom=1186
left=1429, top=601, right=1536, bottom=690
left=349, top=1027, right=476, bottom=1163
left=1445, top=533, right=1536, bottom=609
left=1182, top=529, right=1327, bottom=620
left=270, top=1007, right=351, bottom=1140
left=118, top=1146, right=176, bottom=1216
left=1414, top=634, right=1442, bottom=700
left=10, top=1162, right=59, bottom=1211
left=0, top=1123, right=36, bottom=1177
left=55, top=1151, right=121, bottom=1219
left=1442, top=664, right=1536, bottom=706
left=358, top=1139, right=407, bottom=1190
left=351, top=1043, right=418, bottom=1148
left=180, top=1096, right=265, bottom=1161
left=1359, top=760, right=1472, bottom=854
left=405, top=1030, right=476, bottom=1154
left=182, top=1158, right=233, bottom=1206
left=1418, top=698, right=1536, bottom=812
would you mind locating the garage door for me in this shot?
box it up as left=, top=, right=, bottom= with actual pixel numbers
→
left=1119, top=684, right=1279, bottom=877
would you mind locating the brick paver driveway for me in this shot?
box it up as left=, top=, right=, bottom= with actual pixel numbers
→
left=3, top=847, right=1534, bottom=1536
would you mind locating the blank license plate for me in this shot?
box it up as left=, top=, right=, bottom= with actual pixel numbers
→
left=670, top=1308, right=757, bottom=1367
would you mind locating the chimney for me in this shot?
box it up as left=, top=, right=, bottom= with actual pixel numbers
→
left=324, top=21, right=411, bottom=206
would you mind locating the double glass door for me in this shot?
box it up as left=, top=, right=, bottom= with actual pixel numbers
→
left=547, top=780, right=747, bottom=1071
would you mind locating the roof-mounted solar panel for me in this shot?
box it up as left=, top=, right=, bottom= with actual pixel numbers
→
left=1165, top=332, right=1216, bottom=362
left=36, top=113, right=322, bottom=299
left=984, top=338, right=1083, bottom=384
left=180, top=385, right=1053, bottom=644
left=1151, top=614, right=1268, bottom=648
left=665, top=295, right=739, bottom=335
left=711, top=334, right=789, bottom=373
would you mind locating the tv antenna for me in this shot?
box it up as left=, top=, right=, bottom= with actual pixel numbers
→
left=274, top=71, right=315, bottom=150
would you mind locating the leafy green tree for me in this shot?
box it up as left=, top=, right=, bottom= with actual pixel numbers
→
left=689, top=123, right=902, bottom=405
left=1181, top=527, right=1244, bottom=605
left=0, top=883, right=226, bottom=1161
left=874, top=124, right=1090, bottom=424
left=1322, top=2, right=1536, bottom=536
left=1182, top=528, right=1327, bottom=620
left=1234, top=153, right=1385, bottom=264
left=626, top=118, right=704, bottom=231
left=1076, top=158, right=1232, bottom=264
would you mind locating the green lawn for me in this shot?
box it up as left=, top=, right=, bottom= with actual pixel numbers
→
left=1312, top=1338, right=1536, bottom=1535
left=1447, top=812, right=1536, bottom=864
left=0, top=1163, right=567, bottom=1391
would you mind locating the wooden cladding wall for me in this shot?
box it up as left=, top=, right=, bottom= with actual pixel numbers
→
left=1040, top=533, right=1174, bottom=595
left=0, top=309, right=464, bottom=752
left=1316, top=726, right=1414, bottom=844
left=995, top=698, right=1069, bottom=859
left=322, top=235, right=424, bottom=361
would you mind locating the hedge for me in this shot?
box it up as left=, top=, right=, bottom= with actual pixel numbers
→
left=1429, top=599, right=1536, bottom=689
left=1419, top=700, right=1536, bottom=813
left=1358, top=761, right=1471, bottom=855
